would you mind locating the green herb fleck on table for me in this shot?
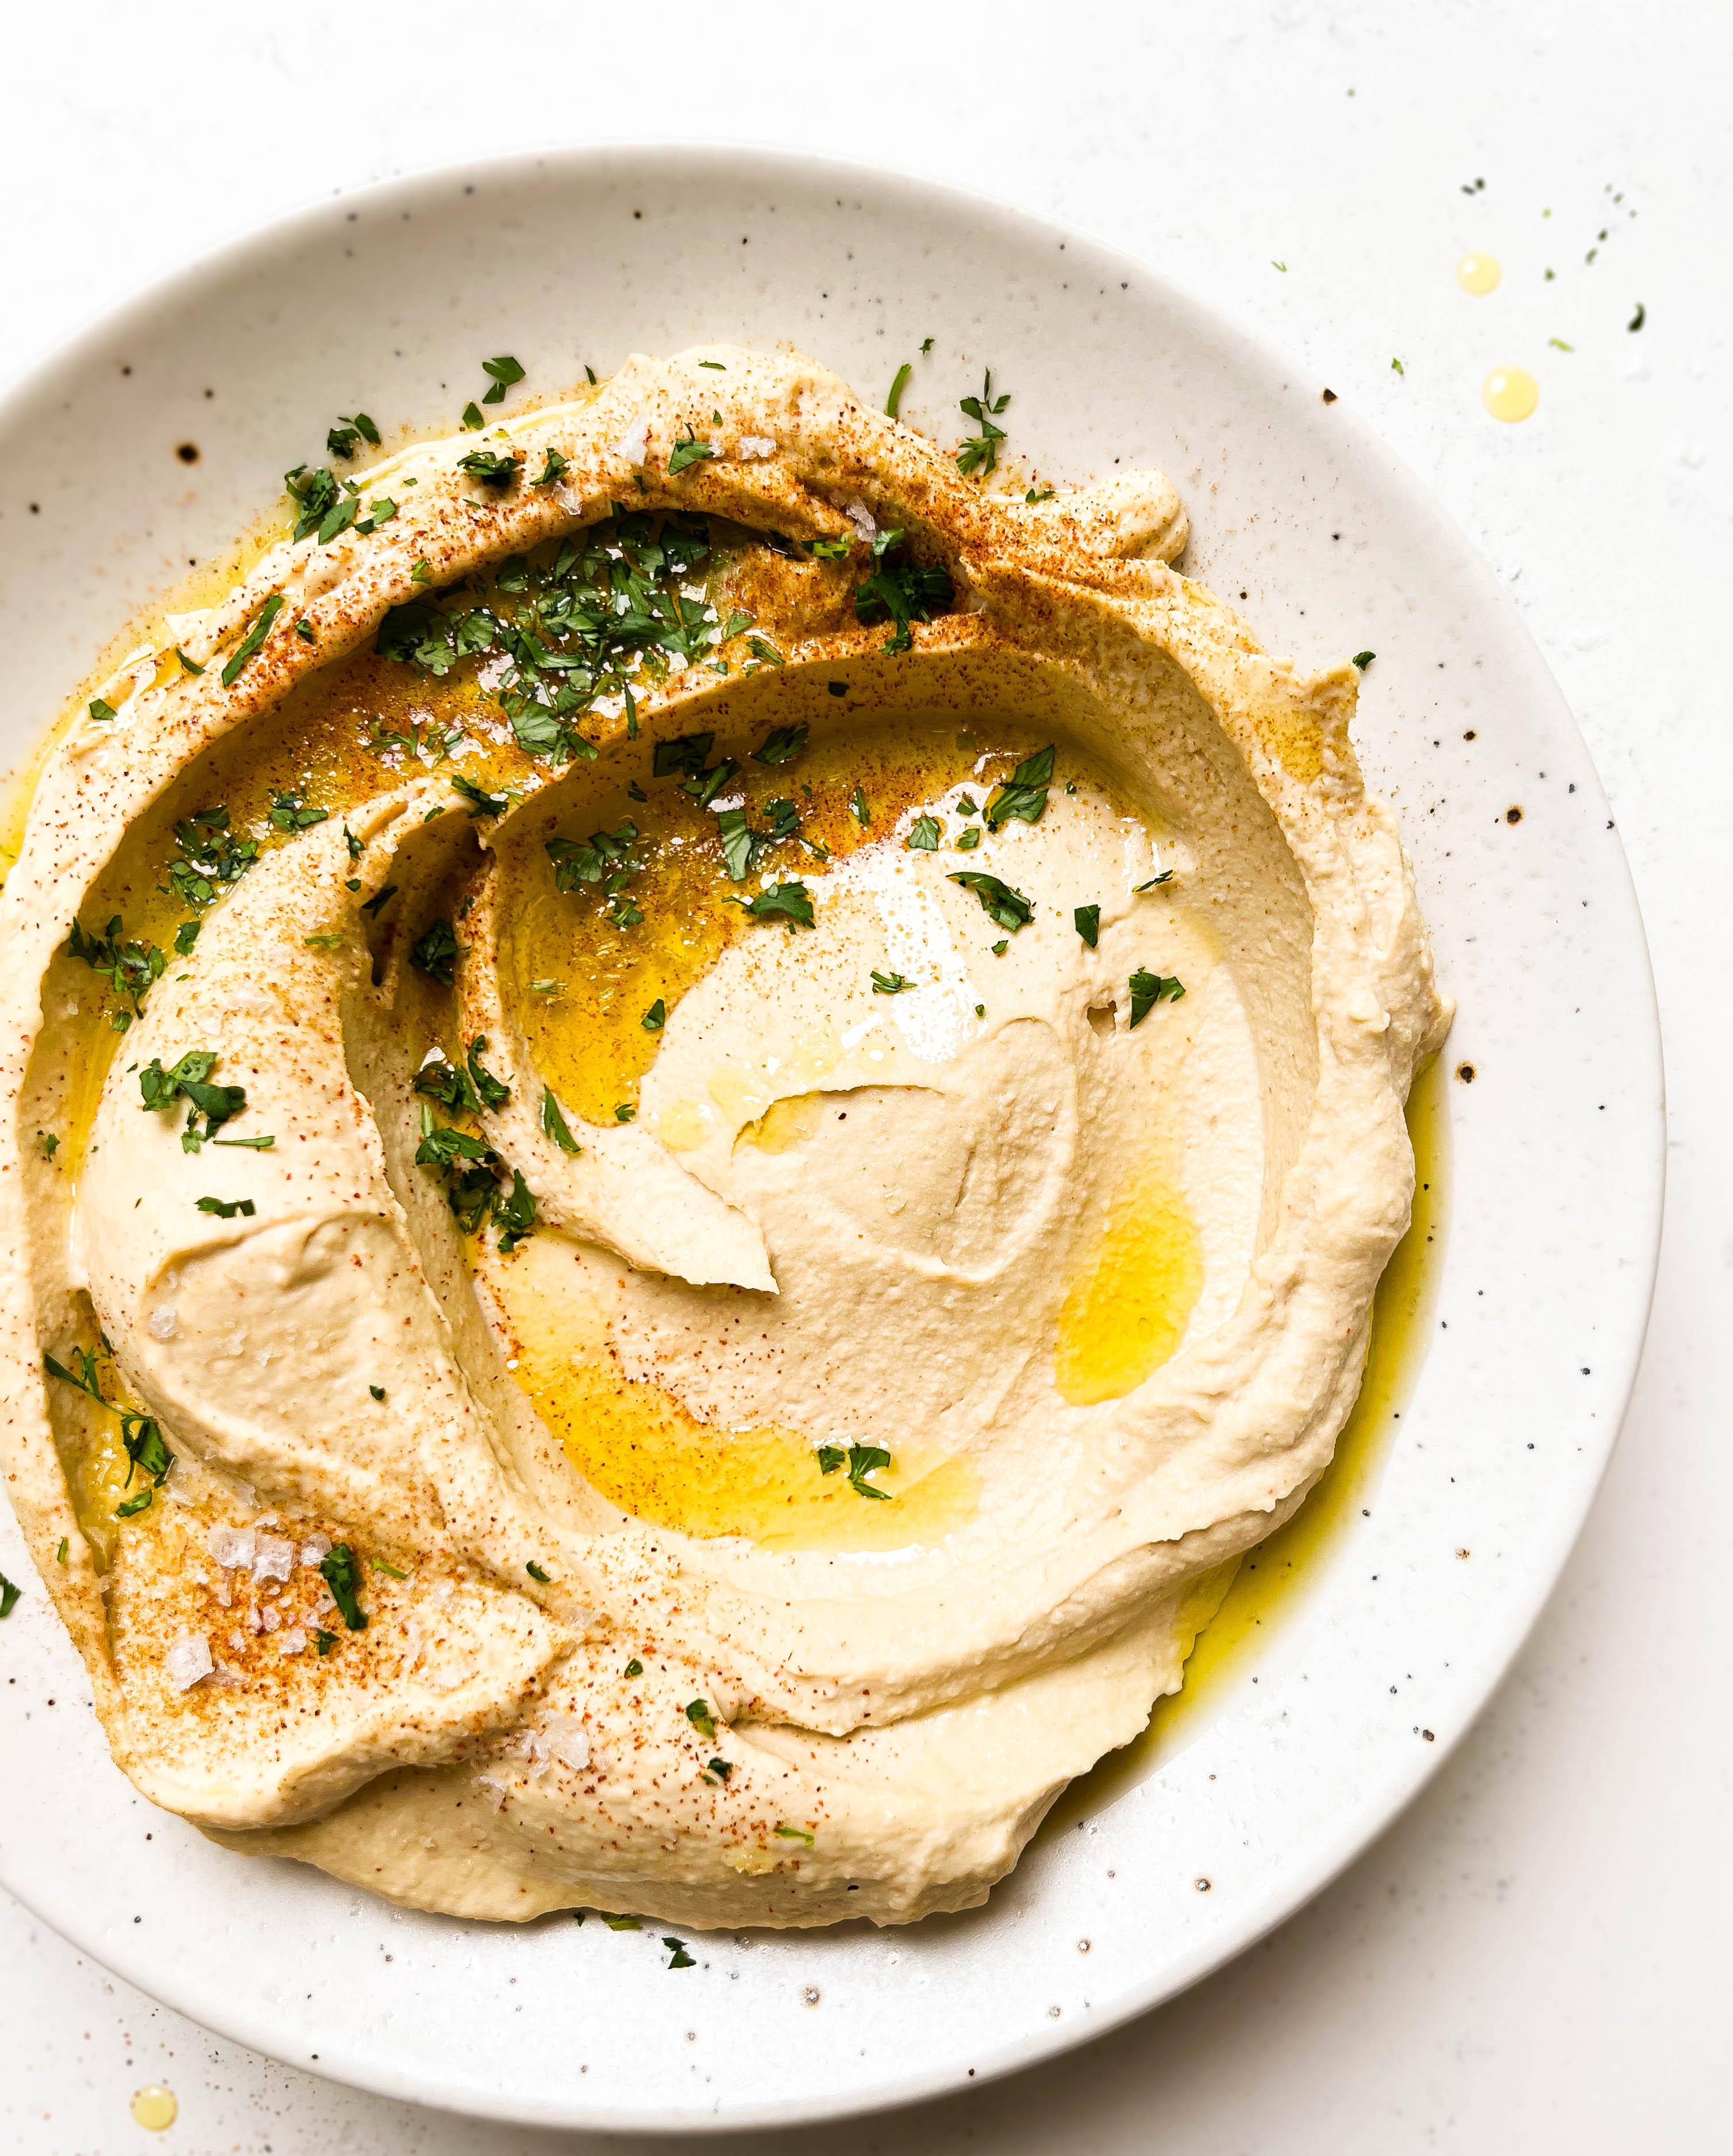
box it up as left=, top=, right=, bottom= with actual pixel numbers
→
left=956, top=371, right=1010, bottom=478
left=665, top=1940, right=696, bottom=1969
left=482, top=354, right=525, bottom=403
left=885, top=361, right=912, bottom=417
left=1351, top=650, right=1375, bottom=670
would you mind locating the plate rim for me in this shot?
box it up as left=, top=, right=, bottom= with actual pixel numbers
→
left=0, top=138, right=1666, bottom=2134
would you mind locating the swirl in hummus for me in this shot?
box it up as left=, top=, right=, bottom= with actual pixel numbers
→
left=0, top=347, right=1448, bottom=1927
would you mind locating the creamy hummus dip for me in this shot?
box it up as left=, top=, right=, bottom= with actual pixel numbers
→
left=0, top=347, right=1448, bottom=1927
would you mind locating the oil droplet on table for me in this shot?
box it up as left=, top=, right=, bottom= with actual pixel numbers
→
left=131, top=2084, right=178, bottom=2130
left=1455, top=251, right=1501, bottom=295
left=1482, top=366, right=1540, bottom=422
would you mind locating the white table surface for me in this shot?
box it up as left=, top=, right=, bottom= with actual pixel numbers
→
left=2, top=3, right=1727, bottom=2149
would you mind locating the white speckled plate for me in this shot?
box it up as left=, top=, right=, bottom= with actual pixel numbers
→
left=0, top=147, right=1662, bottom=2132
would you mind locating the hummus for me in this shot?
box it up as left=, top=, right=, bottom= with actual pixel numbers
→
left=0, top=346, right=1449, bottom=1927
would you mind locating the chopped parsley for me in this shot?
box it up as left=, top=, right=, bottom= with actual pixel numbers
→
left=168, top=804, right=260, bottom=907
left=319, top=1542, right=368, bottom=1630
left=546, top=820, right=644, bottom=926
left=280, top=463, right=338, bottom=543
left=37, top=1132, right=59, bottom=1160
left=56, top=1538, right=68, bottom=1564
left=67, top=915, right=164, bottom=1025
left=458, top=448, right=521, bottom=488
left=219, top=593, right=285, bottom=688
left=451, top=772, right=509, bottom=818
left=956, top=370, right=1010, bottom=478
left=871, top=971, right=913, bottom=994
left=1134, top=871, right=1174, bottom=891
left=653, top=732, right=714, bottom=779
left=541, top=1088, right=580, bottom=1155
left=667, top=433, right=715, bottom=475
left=956, top=826, right=982, bottom=850
left=817, top=1442, right=893, bottom=1500
left=267, top=789, right=329, bottom=833
left=534, top=447, right=569, bottom=488
left=195, top=1195, right=256, bottom=1218
left=326, top=412, right=380, bottom=459
left=45, top=1347, right=172, bottom=1499
left=138, top=1049, right=247, bottom=1148
left=665, top=1940, right=696, bottom=1969
left=315, top=1628, right=338, bottom=1655
left=1074, top=904, right=1100, bottom=948
left=88, top=698, right=117, bottom=722
left=411, top=919, right=459, bottom=985
left=906, top=814, right=942, bottom=851
left=614, top=1103, right=636, bottom=1122
left=1025, top=486, right=1056, bottom=504
left=1628, top=302, right=1646, bottom=332
left=115, top=1491, right=153, bottom=1519
left=775, top=1824, right=814, bottom=1845
left=641, top=998, right=667, bottom=1031
left=526, top=1561, right=550, bottom=1584
left=1351, top=650, right=1375, bottom=670
left=949, top=871, right=1034, bottom=933
left=730, top=881, right=814, bottom=930
left=752, top=723, right=808, bottom=767
left=885, top=361, right=912, bottom=417
left=1128, top=969, right=1185, bottom=1026
left=984, top=744, right=1054, bottom=829
left=849, top=786, right=871, bottom=824
left=461, top=401, right=484, bottom=430
left=482, top=354, right=526, bottom=404
left=369, top=1385, right=386, bottom=1402
left=685, top=1697, right=718, bottom=1742
left=360, top=884, right=398, bottom=918
left=853, top=529, right=955, bottom=654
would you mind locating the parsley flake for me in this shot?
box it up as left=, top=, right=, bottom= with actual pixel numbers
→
left=906, top=814, right=942, bottom=851
left=1351, top=650, right=1375, bottom=670
left=319, top=1542, right=368, bottom=1630
left=871, top=970, right=913, bottom=994
left=642, top=998, right=667, bottom=1031
left=885, top=361, right=912, bottom=417
left=482, top=355, right=526, bottom=403
left=853, top=529, right=954, bottom=654
left=1075, top=904, right=1101, bottom=948
left=541, top=1088, right=580, bottom=1155
left=949, top=871, right=1034, bottom=933
left=956, top=370, right=1010, bottom=478
left=411, top=919, right=459, bottom=986
left=730, top=881, right=814, bottom=930
left=1128, top=969, right=1185, bottom=1026
left=985, top=744, right=1055, bottom=828
left=816, top=1442, right=893, bottom=1499
left=526, top=1560, right=551, bottom=1584
left=195, top=1195, right=256, bottom=1219
left=685, top=1698, right=718, bottom=1742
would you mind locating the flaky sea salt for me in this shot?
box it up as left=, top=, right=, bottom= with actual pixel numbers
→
left=608, top=411, right=649, bottom=467
left=736, top=436, right=776, bottom=460
left=165, top=1633, right=213, bottom=1692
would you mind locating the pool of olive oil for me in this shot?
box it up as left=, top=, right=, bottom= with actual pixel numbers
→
left=1041, top=1049, right=1449, bottom=1835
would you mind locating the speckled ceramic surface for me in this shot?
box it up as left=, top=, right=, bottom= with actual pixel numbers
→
left=0, top=147, right=1663, bottom=2132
